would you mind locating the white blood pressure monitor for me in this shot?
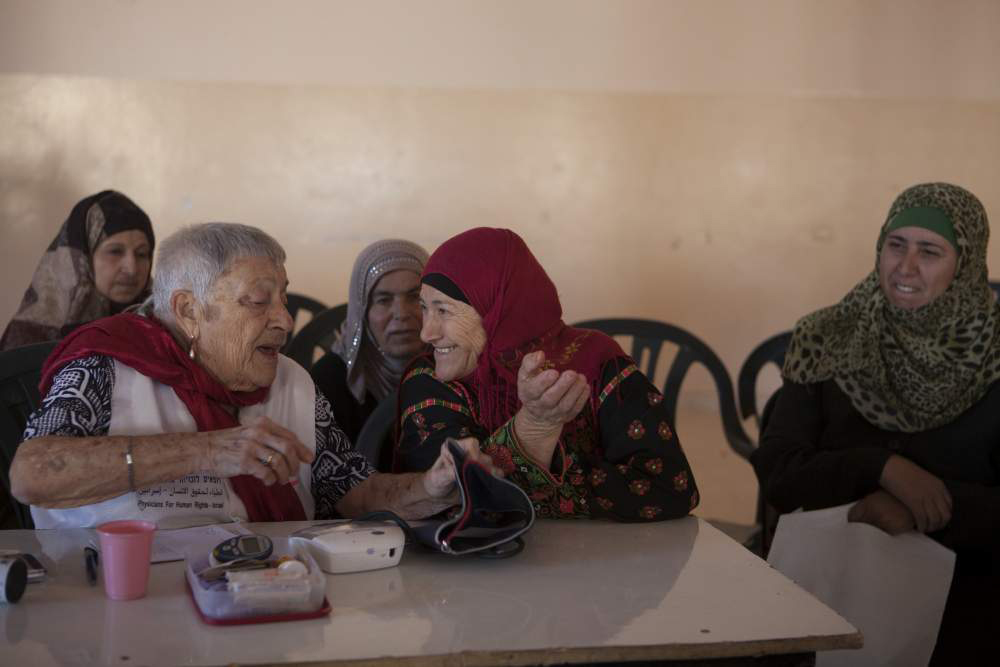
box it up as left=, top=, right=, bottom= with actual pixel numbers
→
left=291, top=521, right=405, bottom=574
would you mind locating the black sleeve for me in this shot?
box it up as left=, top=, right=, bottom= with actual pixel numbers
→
left=394, top=358, right=487, bottom=473
left=751, top=378, right=892, bottom=513
left=586, top=359, right=699, bottom=521
left=932, top=398, right=1000, bottom=551
left=936, top=480, right=1000, bottom=552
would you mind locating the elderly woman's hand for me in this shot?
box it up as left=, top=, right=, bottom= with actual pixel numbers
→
left=513, top=351, right=589, bottom=465
left=202, top=416, right=315, bottom=487
left=422, top=437, right=502, bottom=500
left=879, top=454, right=953, bottom=533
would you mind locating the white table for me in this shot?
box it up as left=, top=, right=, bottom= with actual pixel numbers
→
left=0, top=518, right=860, bottom=666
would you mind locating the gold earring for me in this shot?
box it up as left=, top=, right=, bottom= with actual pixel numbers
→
left=189, top=335, right=197, bottom=361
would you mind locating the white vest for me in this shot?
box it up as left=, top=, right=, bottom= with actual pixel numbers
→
left=32, top=355, right=317, bottom=529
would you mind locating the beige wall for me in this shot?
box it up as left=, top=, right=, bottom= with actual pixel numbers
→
left=3, top=0, right=1000, bottom=524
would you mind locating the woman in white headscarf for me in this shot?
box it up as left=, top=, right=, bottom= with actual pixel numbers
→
left=311, top=240, right=428, bottom=462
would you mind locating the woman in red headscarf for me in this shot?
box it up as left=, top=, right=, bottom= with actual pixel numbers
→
left=395, top=228, right=698, bottom=522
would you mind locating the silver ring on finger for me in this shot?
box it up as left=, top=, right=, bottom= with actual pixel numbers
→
left=261, top=453, right=274, bottom=467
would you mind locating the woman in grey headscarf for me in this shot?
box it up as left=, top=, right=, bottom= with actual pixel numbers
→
left=311, top=240, right=428, bottom=458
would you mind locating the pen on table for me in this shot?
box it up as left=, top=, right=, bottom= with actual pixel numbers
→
left=84, top=546, right=99, bottom=586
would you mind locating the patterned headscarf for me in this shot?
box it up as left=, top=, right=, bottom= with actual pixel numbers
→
left=783, top=182, right=1000, bottom=432
left=331, top=239, right=429, bottom=402
left=1, top=191, right=155, bottom=351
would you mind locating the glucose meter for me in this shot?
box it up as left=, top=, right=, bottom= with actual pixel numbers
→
left=209, top=534, right=273, bottom=567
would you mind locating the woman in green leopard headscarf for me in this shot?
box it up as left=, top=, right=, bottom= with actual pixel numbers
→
left=752, top=182, right=1000, bottom=664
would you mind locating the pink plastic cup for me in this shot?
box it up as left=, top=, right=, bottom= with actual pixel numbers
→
left=95, top=520, right=156, bottom=601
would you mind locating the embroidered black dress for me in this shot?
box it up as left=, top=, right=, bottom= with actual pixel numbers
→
left=395, top=355, right=698, bottom=522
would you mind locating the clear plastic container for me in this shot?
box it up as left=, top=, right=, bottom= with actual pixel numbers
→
left=185, top=537, right=326, bottom=621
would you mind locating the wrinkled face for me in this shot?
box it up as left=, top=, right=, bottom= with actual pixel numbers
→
left=193, top=257, right=294, bottom=391
left=878, top=226, right=958, bottom=309
left=92, top=230, right=152, bottom=304
left=367, top=269, right=424, bottom=361
left=419, top=284, right=487, bottom=382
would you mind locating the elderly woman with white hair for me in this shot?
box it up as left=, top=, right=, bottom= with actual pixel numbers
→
left=11, top=223, right=493, bottom=528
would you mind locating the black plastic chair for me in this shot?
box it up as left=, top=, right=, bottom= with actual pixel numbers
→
left=285, top=304, right=348, bottom=370
left=737, top=331, right=792, bottom=429
left=572, top=318, right=754, bottom=461
left=0, top=341, right=58, bottom=529
left=355, top=389, right=398, bottom=473
left=286, top=292, right=328, bottom=324
left=280, top=293, right=329, bottom=355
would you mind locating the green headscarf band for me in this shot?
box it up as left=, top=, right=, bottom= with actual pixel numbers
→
left=882, top=205, right=958, bottom=251
left=783, top=182, right=1000, bottom=433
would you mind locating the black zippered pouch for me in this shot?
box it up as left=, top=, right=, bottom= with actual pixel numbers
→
left=366, top=439, right=535, bottom=558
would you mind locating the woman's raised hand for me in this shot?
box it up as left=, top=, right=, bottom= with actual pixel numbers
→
left=879, top=454, right=953, bottom=533
left=422, top=437, right=501, bottom=499
left=516, top=351, right=589, bottom=431
left=513, top=351, right=589, bottom=466
left=201, top=416, right=315, bottom=486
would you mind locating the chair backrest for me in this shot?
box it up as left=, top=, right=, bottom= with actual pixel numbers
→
left=280, top=293, right=329, bottom=355
left=355, top=388, right=398, bottom=472
left=285, top=304, right=349, bottom=370
left=286, top=292, right=328, bottom=324
left=572, top=318, right=754, bottom=460
left=0, top=341, right=57, bottom=529
left=737, top=331, right=792, bottom=428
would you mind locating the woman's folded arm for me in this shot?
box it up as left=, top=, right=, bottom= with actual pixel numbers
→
left=752, top=379, right=891, bottom=513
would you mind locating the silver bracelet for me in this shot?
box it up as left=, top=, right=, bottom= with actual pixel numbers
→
left=125, top=440, right=135, bottom=492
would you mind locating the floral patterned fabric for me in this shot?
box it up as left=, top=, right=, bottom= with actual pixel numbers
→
left=395, top=355, right=698, bottom=522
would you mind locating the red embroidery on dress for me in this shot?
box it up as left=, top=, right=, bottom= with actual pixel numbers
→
left=673, top=470, right=689, bottom=492
left=559, top=497, right=575, bottom=514
left=590, top=469, right=607, bottom=486
left=629, top=479, right=651, bottom=496
left=644, top=458, right=663, bottom=475
left=658, top=422, right=673, bottom=440
left=627, top=420, right=645, bottom=440
left=689, top=489, right=700, bottom=510
left=639, top=505, right=663, bottom=519
left=616, top=464, right=629, bottom=475
left=596, top=497, right=614, bottom=511
left=484, top=444, right=516, bottom=474
left=648, top=391, right=663, bottom=406
left=402, top=398, right=470, bottom=422
left=570, top=474, right=585, bottom=486
left=531, top=488, right=553, bottom=501
left=598, top=364, right=639, bottom=405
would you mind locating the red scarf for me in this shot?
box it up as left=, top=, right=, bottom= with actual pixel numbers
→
left=422, top=228, right=625, bottom=433
left=40, top=313, right=306, bottom=522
